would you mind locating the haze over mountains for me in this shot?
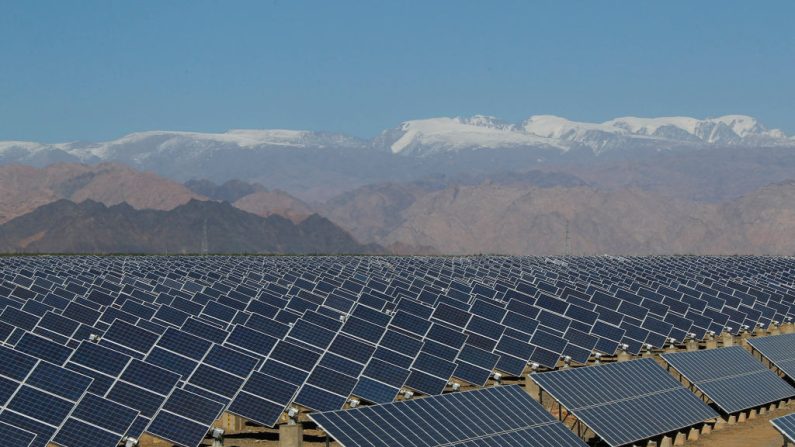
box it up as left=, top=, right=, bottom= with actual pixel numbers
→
left=1, top=113, right=795, bottom=255
left=3, top=114, right=794, bottom=202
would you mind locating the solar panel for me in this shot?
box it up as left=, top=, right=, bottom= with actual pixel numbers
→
left=0, top=421, right=36, bottom=447
left=663, top=346, right=795, bottom=414
left=772, top=412, right=795, bottom=444
left=25, top=361, right=93, bottom=400
left=227, top=371, right=298, bottom=427
left=161, top=388, right=225, bottom=425
left=0, top=411, right=56, bottom=447
left=69, top=393, right=139, bottom=434
left=310, top=385, right=587, bottom=447
left=747, top=333, right=795, bottom=380
left=531, top=358, right=719, bottom=447
left=53, top=418, right=125, bottom=447
left=146, top=411, right=209, bottom=447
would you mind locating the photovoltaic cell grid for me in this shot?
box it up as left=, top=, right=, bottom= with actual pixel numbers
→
left=747, top=333, right=795, bottom=380
left=0, top=255, right=791, bottom=447
left=531, top=358, right=719, bottom=447
left=772, top=412, right=795, bottom=444
left=310, top=384, right=587, bottom=447
left=662, top=346, right=795, bottom=414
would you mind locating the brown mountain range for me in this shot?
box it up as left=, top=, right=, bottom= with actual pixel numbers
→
left=321, top=179, right=795, bottom=256
left=0, top=199, right=381, bottom=254
left=0, top=163, right=202, bottom=223
left=4, top=162, right=795, bottom=255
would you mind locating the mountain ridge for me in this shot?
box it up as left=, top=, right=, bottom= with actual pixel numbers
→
left=0, top=199, right=382, bottom=254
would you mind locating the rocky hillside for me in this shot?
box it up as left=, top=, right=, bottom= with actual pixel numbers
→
left=0, top=163, right=202, bottom=223
left=0, top=199, right=381, bottom=254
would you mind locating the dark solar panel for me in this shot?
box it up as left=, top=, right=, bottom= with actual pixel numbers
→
left=662, top=346, right=795, bottom=413
left=531, top=358, right=718, bottom=447
left=310, top=385, right=587, bottom=447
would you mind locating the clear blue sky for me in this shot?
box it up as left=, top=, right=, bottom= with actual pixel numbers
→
left=1, top=0, right=793, bottom=142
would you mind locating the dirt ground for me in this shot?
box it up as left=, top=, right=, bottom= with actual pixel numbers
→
left=688, top=403, right=791, bottom=447
left=209, top=404, right=794, bottom=447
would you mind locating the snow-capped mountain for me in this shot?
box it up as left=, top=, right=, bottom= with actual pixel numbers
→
left=0, top=114, right=792, bottom=201
left=0, top=129, right=367, bottom=165
left=2, top=114, right=790, bottom=164
left=378, top=114, right=792, bottom=155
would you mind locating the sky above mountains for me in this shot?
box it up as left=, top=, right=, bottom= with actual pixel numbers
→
left=1, top=0, right=793, bottom=142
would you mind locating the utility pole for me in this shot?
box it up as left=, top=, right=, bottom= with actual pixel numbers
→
left=201, top=218, right=209, bottom=255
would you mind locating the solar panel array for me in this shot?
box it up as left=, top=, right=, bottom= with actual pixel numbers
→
left=747, top=333, right=795, bottom=380
left=0, top=255, right=790, bottom=446
left=310, top=384, right=588, bottom=447
left=531, top=358, right=720, bottom=447
left=662, top=346, right=795, bottom=414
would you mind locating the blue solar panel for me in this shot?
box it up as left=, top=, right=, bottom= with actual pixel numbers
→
left=310, top=385, right=587, bottom=447
left=0, top=411, right=55, bottom=447
left=161, top=388, right=225, bottom=425
left=268, top=340, right=321, bottom=372
left=225, top=325, right=278, bottom=357
left=14, top=333, right=73, bottom=365
left=662, top=346, right=795, bottom=414
left=412, top=352, right=456, bottom=379
left=156, top=328, right=212, bottom=360
left=531, top=358, right=719, bottom=447
left=144, top=347, right=198, bottom=378
left=101, top=320, right=158, bottom=354
left=7, top=386, right=75, bottom=426
left=70, top=393, right=139, bottom=434
left=203, top=344, right=257, bottom=378
left=146, top=411, right=209, bottom=447
left=25, top=362, right=92, bottom=400
left=0, top=344, right=37, bottom=380
left=404, top=370, right=447, bottom=395
left=288, top=319, right=336, bottom=349
left=228, top=391, right=286, bottom=428
left=106, top=381, right=166, bottom=417
left=772, top=412, right=795, bottom=444
left=120, top=359, right=180, bottom=395
left=53, top=418, right=124, bottom=447
left=319, top=352, right=365, bottom=378
left=351, top=377, right=400, bottom=404
left=748, top=333, right=795, bottom=380
left=188, top=364, right=244, bottom=399
left=0, top=421, right=36, bottom=447
left=294, top=384, right=347, bottom=411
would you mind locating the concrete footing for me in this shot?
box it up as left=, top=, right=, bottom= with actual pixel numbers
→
left=686, top=340, right=699, bottom=351
left=673, top=431, right=686, bottom=446
left=738, top=411, right=747, bottom=423
left=705, top=338, right=717, bottom=349
left=722, top=333, right=734, bottom=347
left=728, top=414, right=737, bottom=425
left=701, top=422, right=712, bottom=435
left=617, top=351, right=632, bottom=362
left=749, top=408, right=758, bottom=419
left=687, top=426, right=699, bottom=441
left=659, top=435, right=673, bottom=447
left=759, top=405, right=767, bottom=416
left=279, top=423, right=303, bottom=447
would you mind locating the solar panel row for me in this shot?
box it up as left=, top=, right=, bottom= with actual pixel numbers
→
left=0, top=255, right=790, bottom=447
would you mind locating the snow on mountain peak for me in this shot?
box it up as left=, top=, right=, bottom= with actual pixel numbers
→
left=390, top=116, right=556, bottom=154
left=385, top=113, right=791, bottom=155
